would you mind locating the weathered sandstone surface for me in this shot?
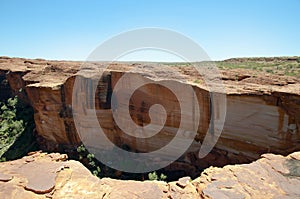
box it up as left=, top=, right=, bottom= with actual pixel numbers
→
left=0, top=151, right=299, bottom=198
left=0, top=57, right=299, bottom=175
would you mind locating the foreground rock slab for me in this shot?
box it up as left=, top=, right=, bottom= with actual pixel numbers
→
left=194, top=152, right=300, bottom=199
left=0, top=151, right=299, bottom=198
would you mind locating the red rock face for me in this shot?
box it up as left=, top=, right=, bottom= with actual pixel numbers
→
left=219, top=94, right=300, bottom=158
left=0, top=57, right=299, bottom=174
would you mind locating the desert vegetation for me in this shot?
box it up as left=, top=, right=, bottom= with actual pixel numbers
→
left=0, top=94, right=37, bottom=161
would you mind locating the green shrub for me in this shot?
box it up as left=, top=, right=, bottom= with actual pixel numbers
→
left=193, top=79, right=201, bottom=84
left=0, top=97, right=24, bottom=157
left=266, top=69, right=274, bottom=74
left=148, top=171, right=167, bottom=181
left=0, top=94, right=37, bottom=161
left=76, top=144, right=101, bottom=177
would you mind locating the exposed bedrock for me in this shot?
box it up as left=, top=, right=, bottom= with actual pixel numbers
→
left=0, top=57, right=299, bottom=176
left=0, top=150, right=299, bottom=198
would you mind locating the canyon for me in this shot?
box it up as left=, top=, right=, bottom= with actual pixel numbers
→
left=0, top=56, right=299, bottom=196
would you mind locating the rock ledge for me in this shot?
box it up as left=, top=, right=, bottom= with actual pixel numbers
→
left=0, top=151, right=299, bottom=198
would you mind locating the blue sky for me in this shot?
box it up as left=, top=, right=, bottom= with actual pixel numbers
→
left=0, top=0, right=299, bottom=61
